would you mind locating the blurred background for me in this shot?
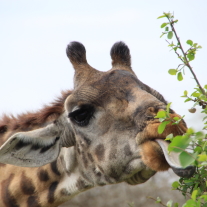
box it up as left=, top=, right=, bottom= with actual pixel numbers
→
left=0, top=0, right=206, bottom=206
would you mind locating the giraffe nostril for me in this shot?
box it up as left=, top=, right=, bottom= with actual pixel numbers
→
left=147, top=106, right=165, bottom=118
left=148, top=107, right=155, bottom=113
left=146, top=107, right=157, bottom=121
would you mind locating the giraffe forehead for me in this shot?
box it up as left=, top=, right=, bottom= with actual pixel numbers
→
left=93, top=70, right=138, bottom=90
left=71, top=70, right=140, bottom=106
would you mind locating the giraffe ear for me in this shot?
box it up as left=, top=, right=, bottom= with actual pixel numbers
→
left=0, top=123, right=62, bottom=167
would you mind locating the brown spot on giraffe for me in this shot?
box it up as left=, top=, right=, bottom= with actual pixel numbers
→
left=76, top=178, right=85, bottom=191
left=27, top=196, right=41, bottom=207
left=109, top=167, right=120, bottom=180
left=20, top=172, right=35, bottom=195
left=60, top=188, right=71, bottom=196
left=124, top=144, right=132, bottom=156
left=1, top=174, right=19, bottom=207
left=50, top=161, right=61, bottom=176
left=37, top=169, right=49, bottom=182
left=95, top=144, right=105, bottom=161
left=48, top=181, right=58, bottom=204
left=87, top=152, right=94, bottom=162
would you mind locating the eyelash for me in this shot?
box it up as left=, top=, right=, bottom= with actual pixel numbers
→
left=68, top=105, right=95, bottom=127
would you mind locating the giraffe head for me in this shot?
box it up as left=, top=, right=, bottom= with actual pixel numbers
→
left=0, top=42, right=194, bottom=187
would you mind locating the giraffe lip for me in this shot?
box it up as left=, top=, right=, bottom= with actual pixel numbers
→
left=155, top=139, right=195, bottom=178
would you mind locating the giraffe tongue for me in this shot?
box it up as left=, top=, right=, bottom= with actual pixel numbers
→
left=155, top=139, right=195, bottom=178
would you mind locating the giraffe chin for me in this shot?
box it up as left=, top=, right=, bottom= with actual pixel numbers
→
left=140, top=139, right=195, bottom=178
left=125, top=169, right=156, bottom=185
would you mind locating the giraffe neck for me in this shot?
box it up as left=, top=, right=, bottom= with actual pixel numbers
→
left=46, top=147, right=94, bottom=206
left=0, top=147, right=93, bottom=207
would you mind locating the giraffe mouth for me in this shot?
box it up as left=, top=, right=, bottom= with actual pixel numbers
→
left=126, top=139, right=195, bottom=185
left=155, top=139, right=195, bottom=178
left=135, top=113, right=195, bottom=178
left=140, top=138, right=195, bottom=178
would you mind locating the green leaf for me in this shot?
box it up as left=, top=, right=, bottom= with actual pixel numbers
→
left=173, top=203, right=179, bottom=207
left=160, top=33, right=166, bottom=38
left=167, top=31, right=173, bottom=39
left=187, top=128, right=194, bottom=134
left=203, top=116, right=207, bottom=121
left=166, top=133, right=174, bottom=141
left=198, top=154, right=207, bottom=162
left=184, top=90, right=188, bottom=96
left=166, top=200, right=173, bottom=207
left=168, top=69, right=177, bottom=75
left=168, top=42, right=175, bottom=47
left=164, top=13, right=172, bottom=18
left=191, top=92, right=200, bottom=97
left=168, top=135, right=191, bottom=153
left=183, top=199, right=196, bottom=206
left=200, top=195, right=207, bottom=202
left=194, top=146, right=202, bottom=154
left=158, top=121, right=170, bottom=134
left=161, top=23, right=168, bottom=28
left=172, top=181, right=179, bottom=189
left=173, top=117, right=180, bottom=121
left=177, top=72, right=183, bottom=81
left=155, top=110, right=167, bottom=118
left=186, top=40, right=193, bottom=46
left=191, top=190, right=198, bottom=201
left=159, top=118, right=166, bottom=122
left=166, top=102, right=172, bottom=117
left=165, top=26, right=169, bottom=31
left=193, top=43, right=198, bottom=47
left=173, top=47, right=178, bottom=51
left=204, top=85, right=207, bottom=89
left=156, top=197, right=161, bottom=203
left=157, top=14, right=167, bottom=19
left=179, top=151, right=197, bottom=168
left=187, top=53, right=195, bottom=61
left=200, top=95, right=207, bottom=101
left=184, top=98, right=191, bottom=102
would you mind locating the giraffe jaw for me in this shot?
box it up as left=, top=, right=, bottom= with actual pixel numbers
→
left=125, top=168, right=156, bottom=185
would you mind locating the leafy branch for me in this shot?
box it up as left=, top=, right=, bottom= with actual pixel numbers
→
left=158, top=12, right=206, bottom=97
left=150, top=12, right=207, bottom=207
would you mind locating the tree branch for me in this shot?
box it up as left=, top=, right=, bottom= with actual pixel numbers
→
left=164, top=13, right=206, bottom=96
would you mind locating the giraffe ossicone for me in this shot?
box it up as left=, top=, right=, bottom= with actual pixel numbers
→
left=0, top=41, right=194, bottom=207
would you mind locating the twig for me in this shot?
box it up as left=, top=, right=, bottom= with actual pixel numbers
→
left=147, top=197, right=167, bottom=207
left=169, top=146, right=197, bottom=161
left=176, top=188, right=191, bottom=198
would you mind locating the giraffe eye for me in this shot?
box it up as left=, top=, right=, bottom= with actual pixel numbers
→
left=68, top=105, right=95, bottom=127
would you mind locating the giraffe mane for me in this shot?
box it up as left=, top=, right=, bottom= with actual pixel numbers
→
left=0, top=90, right=72, bottom=138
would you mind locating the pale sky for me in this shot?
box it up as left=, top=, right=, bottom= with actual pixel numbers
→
left=0, top=0, right=206, bottom=130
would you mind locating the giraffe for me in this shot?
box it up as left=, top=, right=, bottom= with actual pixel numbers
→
left=0, top=41, right=194, bottom=207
